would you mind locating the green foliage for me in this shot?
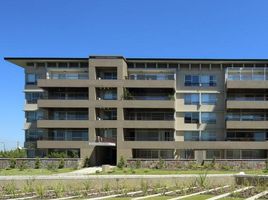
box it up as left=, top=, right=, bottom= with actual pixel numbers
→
left=121, top=88, right=134, bottom=100
left=9, top=158, right=16, bottom=169
left=140, top=180, right=149, bottom=195
left=117, top=156, right=126, bottom=169
left=54, top=182, right=65, bottom=198
left=83, top=157, right=90, bottom=167
left=156, top=157, right=165, bottom=169
left=135, top=160, right=141, bottom=169
left=18, top=160, right=27, bottom=171
left=23, top=179, right=35, bottom=194
left=266, top=158, right=268, bottom=170
left=0, top=149, right=26, bottom=158
left=35, top=184, right=46, bottom=199
left=196, top=172, right=208, bottom=188
left=47, top=162, right=58, bottom=171
left=58, top=158, right=65, bottom=169
left=3, top=182, right=16, bottom=196
left=47, top=152, right=66, bottom=158
left=35, top=157, right=41, bottom=169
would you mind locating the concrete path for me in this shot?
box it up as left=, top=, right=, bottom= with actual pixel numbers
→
left=59, top=167, right=103, bottom=175
left=0, top=174, right=235, bottom=181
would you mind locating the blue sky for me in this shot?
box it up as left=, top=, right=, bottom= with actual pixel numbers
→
left=1, top=0, right=268, bottom=150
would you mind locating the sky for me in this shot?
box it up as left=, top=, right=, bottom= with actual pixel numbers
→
left=1, top=0, right=268, bottom=150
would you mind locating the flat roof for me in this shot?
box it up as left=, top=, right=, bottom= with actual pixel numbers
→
left=4, top=56, right=268, bottom=68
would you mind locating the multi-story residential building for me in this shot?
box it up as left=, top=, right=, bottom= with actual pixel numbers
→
left=5, top=56, right=268, bottom=165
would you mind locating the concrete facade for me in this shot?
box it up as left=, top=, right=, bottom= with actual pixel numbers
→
left=5, top=56, right=268, bottom=165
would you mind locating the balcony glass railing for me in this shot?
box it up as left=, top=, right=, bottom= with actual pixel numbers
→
left=95, top=136, right=116, bottom=143
left=43, top=94, right=88, bottom=100
left=128, top=74, right=175, bottom=80
left=48, top=112, right=88, bottom=120
left=126, top=95, right=172, bottom=100
left=124, top=136, right=174, bottom=141
left=47, top=73, right=88, bottom=80
left=125, top=112, right=174, bottom=120
left=226, top=113, right=268, bottom=121
left=226, top=67, right=268, bottom=81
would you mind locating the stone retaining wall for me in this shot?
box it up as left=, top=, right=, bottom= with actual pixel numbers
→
left=127, top=159, right=267, bottom=170
left=0, top=158, right=82, bottom=169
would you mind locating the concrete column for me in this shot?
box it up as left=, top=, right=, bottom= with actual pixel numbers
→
left=195, top=150, right=206, bottom=163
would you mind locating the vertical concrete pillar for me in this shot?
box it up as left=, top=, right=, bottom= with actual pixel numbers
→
left=195, top=150, right=206, bottom=163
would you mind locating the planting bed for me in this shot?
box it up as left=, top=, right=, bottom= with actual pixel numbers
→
left=1, top=179, right=268, bottom=200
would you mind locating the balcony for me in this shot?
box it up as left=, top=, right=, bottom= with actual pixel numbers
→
left=47, top=72, right=88, bottom=80
left=47, top=109, right=88, bottom=120
left=37, top=140, right=88, bottom=149
left=44, top=88, right=89, bottom=100
left=96, top=88, right=117, bottom=100
left=124, top=129, right=174, bottom=141
left=37, top=120, right=89, bottom=128
left=227, top=100, right=268, bottom=109
left=96, top=67, right=117, bottom=80
left=96, top=108, right=117, bottom=120
left=226, top=67, right=268, bottom=89
left=123, top=80, right=175, bottom=88
left=44, top=129, right=89, bottom=141
left=122, top=88, right=174, bottom=100
left=226, top=121, right=268, bottom=129
left=89, top=128, right=116, bottom=146
left=124, top=108, right=174, bottom=121
left=128, top=73, right=175, bottom=80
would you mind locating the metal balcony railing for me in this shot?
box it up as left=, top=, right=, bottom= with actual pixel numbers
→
left=124, top=136, right=174, bottom=141
left=95, top=136, right=116, bottom=143
left=128, top=74, right=175, bottom=80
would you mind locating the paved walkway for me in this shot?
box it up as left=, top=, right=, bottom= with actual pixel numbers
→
left=59, top=167, right=103, bottom=175
left=0, top=174, right=235, bottom=181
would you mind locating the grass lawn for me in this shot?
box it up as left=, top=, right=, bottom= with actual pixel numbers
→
left=181, top=194, right=215, bottom=200
left=0, top=168, right=74, bottom=176
left=94, top=167, right=268, bottom=175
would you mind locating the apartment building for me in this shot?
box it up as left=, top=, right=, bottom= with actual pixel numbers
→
left=5, top=56, right=268, bottom=165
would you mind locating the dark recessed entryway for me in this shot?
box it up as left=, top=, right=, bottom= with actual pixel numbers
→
left=95, top=146, right=116, bottom=166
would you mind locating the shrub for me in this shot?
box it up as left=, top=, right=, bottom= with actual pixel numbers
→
left=83, top=157, right=90, bottom=167
left=47, top=162, right=58, bottom=171
left=9, top=158, right=16, bottom=169
left=117, top=156, right=126, bottom=169
left=0, top=149, right=26, bottom=158
left=135, top=160, right=141, bottom=169
left=18, top=160, right=27, bottom=171
left=266, top=158, right=268, bottom=170
left=156, top=157, right=165, bottom=169
left=35, top=157, right=41, bottom=169
left=54, top=182, right=65, bottom=198
left=58, top=158, right=65, bottom=169
left=35, top=184, right=46, bottom=198
left=47, top=152, right=66, bottom=158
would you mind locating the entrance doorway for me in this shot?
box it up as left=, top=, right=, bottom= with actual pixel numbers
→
left=95, top=146, right=116, bottom=166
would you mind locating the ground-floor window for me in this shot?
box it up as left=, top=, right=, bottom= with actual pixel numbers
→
left=179, top=150, right=194, bottom=159
left=132, top=149, right=174, bottom=159
left=206, top=150, right=222, bottom=159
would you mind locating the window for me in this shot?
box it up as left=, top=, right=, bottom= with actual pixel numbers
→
left=184, top=112, right=199, bottom=123
left=184, top=94, right=199, bottom=105
left=26, top=73, right=36, bottom=85
left=25, top=111, right=43, bottom=122
left=180, top=150, right=194, bottom=159
left=226, top=150, right=240, bottom=159
left=184, top=75, right=216, bottom=87
left=201, top=112, right=216, bottom=124
left=25, top=92, right=43, bottom=104
left=201, top=94, right=217, bottom=105
left=201, top=131, right=216, bottom=141
left=206, top=150, right=221, bottom=159
left=184, top=131, right=199, bottom=141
